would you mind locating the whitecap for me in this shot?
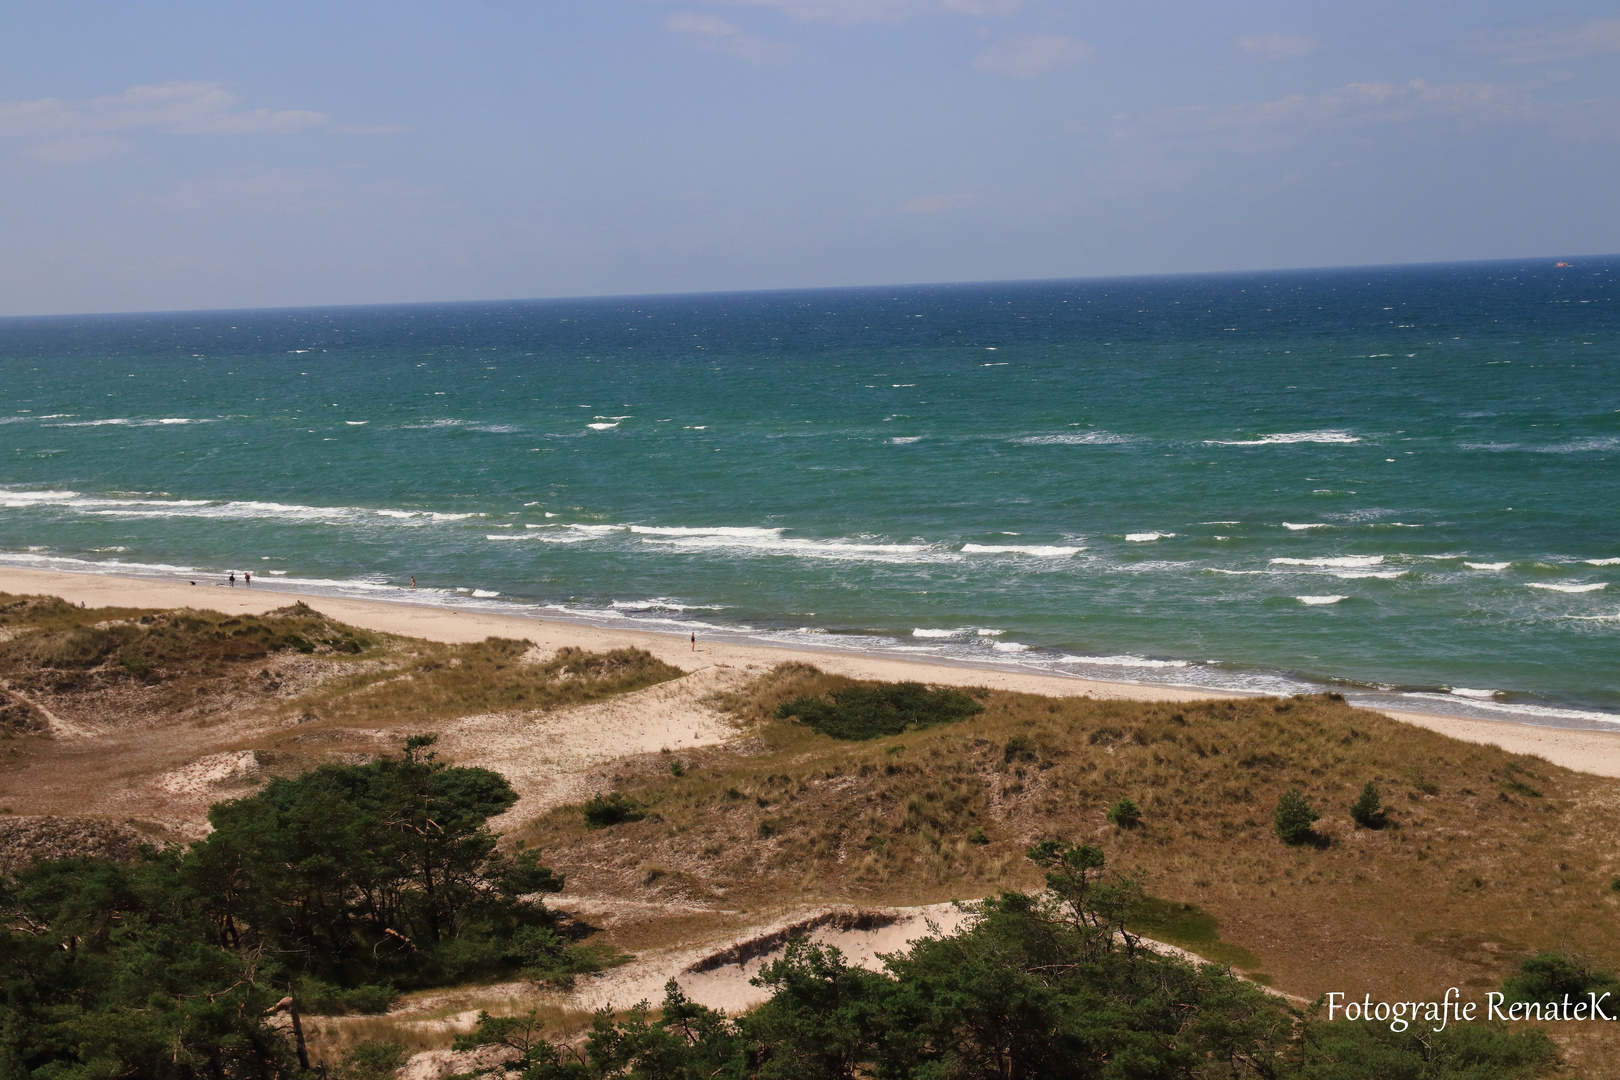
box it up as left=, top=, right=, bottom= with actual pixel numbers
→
left=1332, top=570, right=1402, bottom=580
left=1528, top=582, right=1607, bottom=593
left=1282, top=522, right=1331, bottom=531
left=992, top=641, right=1031, bottom=652
left=912, top=628, right=965, bottom=638
left=639, top=534, right=948, bottom=565
left=1271, top=555, right=1384, bottom=568
left=1586, top=558, right=1620, bottom=566
left=1125, top=532, right=1173, bottom=542
left=1296, top=595, right=1349, bottom=605
left=485, top=533, right=586, bottom=543
left=628, top=525, right=785, bottom=538
left=890, top=436, right=924, bottom=444
left=1059, top=654, right=1190, bottom=668
left=1207, top=430, right=1361, bottom=446
left=611, top=598, right=724, bottom=612
left=961, top=543, right=1083, bottom=557
left=586, top=422, right=618, bottom=430
left=1465, top=562, right=1511, bottom=571
left=471, top=589, right=501, bottom=598
left=1448, top=687, right=1498, bottom=700
left=1014, top=431, right=1134, bottom=445
left=1400, top=693, right=1620, bottom=726
left=345, top=421, right=369, bottom=426
left=976, top=628, right=1005, bottom=636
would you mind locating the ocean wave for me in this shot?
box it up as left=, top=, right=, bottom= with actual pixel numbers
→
left=1013, top=431, right=1134, bottom=445
left=1271, top=555, right=1384, bottom=568
left=611, top=598, right=725, bottom=612
left=1586, top=558, right=1620, bottom=566
left=890, top=436, right=924, bottom=444
left=0, top=488, right=494, bottom=526
left=1207, top=430, right=1361, bottom=446
left=639, top=533, right=949, bottom=564
left=913, top=628, right=966, bottom=638
left=1448, top=687, right=1498, bottom=700
left=1296, top=595, right=1348, bottom=605
left=992, top=641, right=1030, bottom=652
left=1400, top=693, right=1620, bottom=726
left=628, top=525, right=785, bottom=538
left=485, top=533, right=587, bottom=543
left=1060, top=654, right=1191, bottom=668
left=1282, top=522, right=1331, bottom=531
left=961, top=543, right=1083, bottom=557
left=1125, top=532, right=1173, bottom=542
left=1528, top=582, right=1607, bottom=593
left=586, top=422, right=619, bottom=430
left=44, top=417, right=213, bottom=428
left=1332, top=570, right=1403, bottom=580
left=1465, top=561, right=1511, bottom=571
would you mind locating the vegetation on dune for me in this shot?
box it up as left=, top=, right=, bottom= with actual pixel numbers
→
left=0, top=737, right=609, bottom=1079
left=774, top=681, right=985, bottom=740
left=524, top=663, right=1620, bottom=1007
left=455, top=842, right=1559, bottom=1080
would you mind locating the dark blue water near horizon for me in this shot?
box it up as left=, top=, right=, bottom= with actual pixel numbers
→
left=2, top=256, right=1617, bottom=728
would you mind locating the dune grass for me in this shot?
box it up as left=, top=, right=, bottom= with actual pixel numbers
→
left=520, top=663, right=1620, bottom=1016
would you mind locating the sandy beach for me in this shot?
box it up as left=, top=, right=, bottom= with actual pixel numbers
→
left=7, top=564, right=1620, bottom=780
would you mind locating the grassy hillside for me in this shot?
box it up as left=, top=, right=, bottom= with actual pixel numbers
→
left=521, top=664, right=1620, bottom=1006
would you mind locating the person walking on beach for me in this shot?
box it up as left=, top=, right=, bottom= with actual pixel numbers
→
left=229, top=572, right=235, bottom=587
left=690, top=632, right=696, bottom=651
left=244, top=571, right=251, bottom=587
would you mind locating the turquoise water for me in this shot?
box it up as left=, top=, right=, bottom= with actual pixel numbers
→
left=1, top=258, right=1617, bottom=727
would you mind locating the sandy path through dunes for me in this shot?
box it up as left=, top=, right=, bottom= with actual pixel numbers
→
left=7, top=566, right=1620, bottom=780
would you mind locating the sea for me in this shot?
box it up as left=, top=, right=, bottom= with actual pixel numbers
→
left=1, top=257, right=1616, bottom=729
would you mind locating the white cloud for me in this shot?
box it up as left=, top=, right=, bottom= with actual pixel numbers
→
left=900, top=190, right=979, bottom=212
left=973, top=34, right=1092, bottom=78
left=703, top=0, right=922, bottom=23
left=667, top=13, right=793, bottom=64
left=1107, top=76, right=1620, bottom=149
left=0, top=82, right=328, bottom=140
left=1236, top=33, right=1318, bottom=60
left=1466, top=18, right=1620, bottom=65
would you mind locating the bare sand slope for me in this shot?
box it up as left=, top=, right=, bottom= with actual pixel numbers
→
left=8, top=566, right=1620, bottom=780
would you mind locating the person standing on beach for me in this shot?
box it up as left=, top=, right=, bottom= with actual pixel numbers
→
left=229, top=572, right=235, bottom=587
left=244, top=571, right=251, bottom=587
left=690, top=632, right=696, bottom=651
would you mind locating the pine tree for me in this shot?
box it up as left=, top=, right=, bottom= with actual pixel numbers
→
left=1273, top=786, right=1320, bottom=844
left=1349, top=781, right=1384, bottom=828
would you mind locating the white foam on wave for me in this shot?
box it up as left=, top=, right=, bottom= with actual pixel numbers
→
left=1528, top=582, right=1607, bottom=593
left=1586, top=558, right=1620, bottom=566
left=45, top=417, right=213, bottom=428
left=890, top=436, right=924, bottom=444
left=961, top=544, right=1083, bottom=557
left=992, top=641, right=1030, bottom=652
left=640, top=533, right=948, bottom=564
left=1465, top=561, right=1511, bottom=571
left=1014, top=431, right=1134, bottom=445
left=977, top=628, right=1004, bottom=636
left=1205, top=568, right=1274, bottom=576
left=486, top=533, right=586, bottom=543
left=1061, top=654, right=1190, bottom=668
left=1283, top=522, right=1331, bottom=531
left=611, top=598, right=724, bottom=612
left=0, top=551, right=199, bottom=575
left=1297, top=595, right=1348, bottom=605
left=586, top=422, right=618, bottom=430
left=913, top=628, right=965, bottom=638
left=1332, top=570, right=1402, bottom=580
left=1401, top=693, right=1620, bottom=726
left=1125, top=532, right=1173, bottom=542
left=1271, top=555, right=1384, bottom=568
left=1448, top=687, right=1498, bottom=700
left=471, top=589, right=501, bottom=598
left=1207, top=430, right=1361, bottom=446
left=629, top=525, right=785, bottom=539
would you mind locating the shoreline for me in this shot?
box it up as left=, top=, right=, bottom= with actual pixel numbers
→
left=8, top=564, right=1620, bottom=779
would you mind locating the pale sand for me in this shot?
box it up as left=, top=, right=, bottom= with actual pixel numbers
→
left=7, top=566, right=1620, bottom=780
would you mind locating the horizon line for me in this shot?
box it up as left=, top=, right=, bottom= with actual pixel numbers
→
left=3, top=250, right=1613, bottom=323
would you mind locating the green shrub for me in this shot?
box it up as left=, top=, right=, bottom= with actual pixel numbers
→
left=1003, top=735, right=1037, bottom=763
left=774, top=682, right=983, bottom=740
left=583, top=791, right=648, bottom=828
left=1106, top=797, right=1142, bottom=828
left=333, top=1040, right=409, bottom=1080
left=669, top=760, right=686, bottom=777
left=1500, top=951, right=1620, bottom=1006
left=1349, top=781, right=1385, bottom=828
left=1274, top=786, right=1320, bottom=845
left=966, top=826, right=989, bottom=845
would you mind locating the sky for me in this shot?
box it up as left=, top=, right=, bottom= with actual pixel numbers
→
left=1, top=1, right=1617, bottom=316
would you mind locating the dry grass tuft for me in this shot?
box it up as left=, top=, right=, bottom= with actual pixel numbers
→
left=520, top=667, right=1620, bottom=1025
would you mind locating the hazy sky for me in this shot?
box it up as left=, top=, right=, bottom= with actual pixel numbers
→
left=2, top=1, right=1617, bottom=315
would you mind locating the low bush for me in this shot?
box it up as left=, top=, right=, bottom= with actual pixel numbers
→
left=775, top=682, right=984, bottom=740
left=582, top=791, right=648, bottom=828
